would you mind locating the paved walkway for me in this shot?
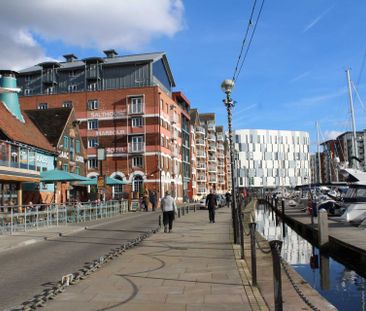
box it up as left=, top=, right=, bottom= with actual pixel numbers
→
left=41, top=208, right=268, bottom=311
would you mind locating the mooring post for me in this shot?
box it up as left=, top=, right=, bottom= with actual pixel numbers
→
left=318, top=209, right=329, bottom=247
left=250, top=222, right=257, bottom=286
left=269, top=240, right=283, bottom=311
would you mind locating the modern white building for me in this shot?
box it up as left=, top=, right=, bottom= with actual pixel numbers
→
left=234, top=129, right=310, bottom=188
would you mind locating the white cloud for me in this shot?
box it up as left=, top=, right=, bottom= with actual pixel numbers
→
left=323, top=130, right=343, bottom=141
left=0, top=0, right=184, bottom=70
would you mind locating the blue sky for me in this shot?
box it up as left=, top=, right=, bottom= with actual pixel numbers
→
left=1, top=0, right=366, bottom=150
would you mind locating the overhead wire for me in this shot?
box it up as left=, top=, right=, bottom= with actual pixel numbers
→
left=234, top=0, right=266, bottom=82
left=232, top=0, right=258, bottom=81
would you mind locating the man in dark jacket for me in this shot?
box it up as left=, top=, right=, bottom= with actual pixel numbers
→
left=206, top=189, right=218, bottom=223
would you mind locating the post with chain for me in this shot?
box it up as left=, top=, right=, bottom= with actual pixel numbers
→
left=178, top=207, right=181, bottom=218
left=250, top=222, right=257, bottom=286
left=269, top=240, right=283, bottom=311
left=281, top=199, right=285, bottom=216
left=158, top=214, right=162, bottom=228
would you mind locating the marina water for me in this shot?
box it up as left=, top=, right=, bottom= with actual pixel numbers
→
left=255, top=204, right=366, bottom=310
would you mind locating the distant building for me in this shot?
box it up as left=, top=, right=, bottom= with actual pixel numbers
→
left=234, top=129, right=310, bottom=188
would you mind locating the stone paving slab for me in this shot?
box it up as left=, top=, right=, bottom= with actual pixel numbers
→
left=42, top=208, right=267, bottom=310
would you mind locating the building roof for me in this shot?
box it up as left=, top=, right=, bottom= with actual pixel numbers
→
left=24, top=108, right=73, bottom=147
left=0, top=102, right=54, bottom=152
left=189, top=108, right=199, bottom=123
left=199, top=113, right=216, bottom=122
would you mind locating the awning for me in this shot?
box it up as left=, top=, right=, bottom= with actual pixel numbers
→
left=40, top=169, right=91, bottom=183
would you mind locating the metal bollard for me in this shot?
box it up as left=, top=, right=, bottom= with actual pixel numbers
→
left=281, top=199, right=285, bottom=216
left=194, top=205, right=196, bottom=212
left=250, top=223, right=257, bottom=286
left=178, top=207, right=181, bottom=218
left=186, top=206, right=189, bottom=214
left=158, top=214, right=162, bottom=228
left=269, top=240, right=283, bottom=311
left=182, top=207, right=185, bottom=216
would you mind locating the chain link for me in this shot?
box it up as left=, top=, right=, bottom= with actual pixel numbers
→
left=276, top=248, right=321, bottom=311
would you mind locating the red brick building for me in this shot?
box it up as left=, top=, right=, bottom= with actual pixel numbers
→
left=18, top=51, right=190, bottom=201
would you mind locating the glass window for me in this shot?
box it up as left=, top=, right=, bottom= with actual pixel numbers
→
left=75, top=140, right=81, bottom=153
left=132, top=175, right=143, bottom=193
left=63, top=136, right=69, bottom=149
left=87, top=100, right=99, bottom=110
left=38, top=103, right=48, bottom=110
left=87, top=119, right=98, bottom=130
left=132, top=117, right=143, bottom=127
left=129, top=97, right=143, bottom=114
left=74, top=166, right=80, bottom=175
left=87, top=138, right=98, bottom=148
left=132, top=156, right=143, bottom=167
left=88, top=158, right=98, bottom=169
left=62, top=101, right=72, bottom=108
left=63, top=163, right=68, bottom=171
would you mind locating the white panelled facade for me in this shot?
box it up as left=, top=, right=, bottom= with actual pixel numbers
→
left=234, top=129, right=310, bottom=188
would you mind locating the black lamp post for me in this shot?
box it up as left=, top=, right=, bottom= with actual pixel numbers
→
left=221, top=79, right=241, bottom=246
left=97, top=146, right=106, bottom=200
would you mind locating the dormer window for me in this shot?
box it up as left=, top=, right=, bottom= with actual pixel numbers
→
left=68, top=84, right=77, bottom=93
left=24, top=89, right=32, bottom=96
left=62, top=101, right=72, bottom=108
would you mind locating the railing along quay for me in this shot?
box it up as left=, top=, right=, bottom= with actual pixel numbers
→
left=0, top=200, right=128, bottom=235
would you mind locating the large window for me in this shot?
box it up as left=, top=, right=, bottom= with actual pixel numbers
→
left=75, top=140, right=81, bottom=153
left=88, top=119, right=98, bottom=130
left=129, top=97, right=143, bottom=114
left=132, top=175, right=143, bottom=193
left=132, top=156, right=143, bottom=167
left=132, top=117, right=143, bottom=127
left=62, top=101, right=72, bottom=108
left=63, top=136, right=69, bottom=149
left=88, top=100, right=99, bottom=110
left=88, top=158, right=98, bottom=169
left=87, top=138, right=98, bottom=148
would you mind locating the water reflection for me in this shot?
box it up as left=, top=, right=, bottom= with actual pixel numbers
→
left=255, top=204, right=366, bottom=311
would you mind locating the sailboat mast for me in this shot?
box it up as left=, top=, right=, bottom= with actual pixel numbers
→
left=316, top=121, right=322, bottom=184
left=346, top=68, right=359, bottom=169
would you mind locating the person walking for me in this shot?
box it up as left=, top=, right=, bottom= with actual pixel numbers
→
left=161, top=191, right=177, bottom=233
left=225, top=191, right=231, bottom=208
left=206, top=189, right=218, bottom=223
left=143, top=189, right=150, bottom=212
left=149, top=191, right=157, bottom=212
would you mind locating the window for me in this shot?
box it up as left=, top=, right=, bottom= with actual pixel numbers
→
left=132, top=117, right=143, bottom=127
left=88, top=82, right=97, bottom=91
left=87, top=119, right=98, bottom=130
left=68, top=84, right=77, bottom=93
left=63, top=164, right=68, bottom=172
left=62, top=101, right=72, bottom=108
left=132, top=156, right=143, bottom=167
left=45, top=87, right=54, bottom=95
left=87, top=138, right=98, bottom=148
left=38, top=103, right=48, bottom=110
left=88, top=99, right=99, bottom=110
left=75, top=140, right=81, bottom=153
left=132, top=175, right=143, bottom=193
left=74, top=166, right=80, bottom=175
left=24, top=89, right=32, bottom=96
left=160, top=99, right=163, bottom=110
left=63, top=136, right=69, bottom=149
left=88, top=158, right=98, bottom=169
left=129, top=97, right=143, bottom=114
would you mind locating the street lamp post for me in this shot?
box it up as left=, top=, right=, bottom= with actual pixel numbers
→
left=221, top=79, right=241, bottom=246
left=97, top=146, right=106, bottom=201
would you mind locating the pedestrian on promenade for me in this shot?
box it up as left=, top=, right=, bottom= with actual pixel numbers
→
left=225, top=191, right=231, bottom=208
left=161, top=191, right=177, bottom=233
left=206, top=189, right=218, bottom=223
left=149, top=190, right=157, bottom=211
left=143, top=189, right=149, bottom=212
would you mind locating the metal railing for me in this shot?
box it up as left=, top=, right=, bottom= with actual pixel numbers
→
left=0, top=200, right=129, bottom=235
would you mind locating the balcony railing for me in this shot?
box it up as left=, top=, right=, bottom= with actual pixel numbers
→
left=217, top=144, right=224, bottom=150
left=197, top=188, right=206, bottom=194
left=128, top=142, right=145, bottom=153
left=197, top=175, right=207, bottom=182
left=207, top=124, right=215, bottom=131
left=208, top=166, right=217, bottom=172
left=209, top=178, right=217, bottom=183
left=208, top=146, right=216, bottom=153
left=197, top=163, right=206, bottom=170
left=207, top=135, right=216, bottom=141
left=197, top=152, right=206, bottom=158
left=208, top=156, right=216, bottom=162
left=195, top=127, right=205, bottom=135
left=216, top=135, right=224, bottom=142
left=196, top=139, right=205, bottom=146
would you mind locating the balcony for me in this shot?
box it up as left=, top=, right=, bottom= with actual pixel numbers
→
left=208, top=165, right=216, bottom=173
left=197, top=164, right=206, bottom=170
left=217, top=171, right=225, bottom=176
left=208, top=146, right=216, bottom=153
left=128, top=142, right=145, bottom=153
left=196, top=139, right=205, bottom=146
left=217, top=153, right=225, bottom=159
left=208, top=156, right=216, bottom=162
left=207, top=123, right=215, bottom=131
left=197, top=188, right=206, bottom=194
left=209, top=178, right=217, bottom=183
left=195, top=127, right=205, bottom=135
left=197, top=175, right=207, bottom=182
left=218, top=178, right=225, bottom=184
left=217, top=144, right=224, bottom=151
left=197, top=152, right=206, bottom=158
left=207, top=135, right=216, bottom=142
left=217, top=135, right=224, bottom=142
